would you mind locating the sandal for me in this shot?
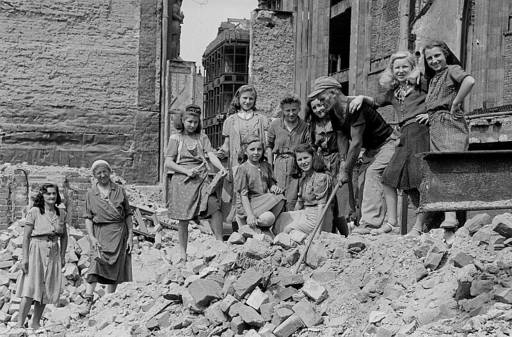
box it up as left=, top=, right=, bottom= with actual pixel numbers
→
left=370, top=222, right=395, bottom=235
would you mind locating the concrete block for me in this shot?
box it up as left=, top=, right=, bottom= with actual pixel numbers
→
left=301, top=279, right=328, bottom=304
left=187, top=279, right=222, bottom=307
left=291, top=300, right=322, bottom=327
left=273, top=314, right=304, bottom=337
left=233, top=268, right=263, bottom=299
left=246, top=287, right=269, bottom=311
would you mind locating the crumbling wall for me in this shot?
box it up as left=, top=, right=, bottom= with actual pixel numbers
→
left=0, top=0, right=162, bottom=184
left=250, top=10, right=295, bottom=117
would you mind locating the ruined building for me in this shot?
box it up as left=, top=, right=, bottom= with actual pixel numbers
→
left=250, top=0, right=512, bottom=146
left=202, top=19, right=250, bottom=148
left=0, top=0, right=203, bottom=184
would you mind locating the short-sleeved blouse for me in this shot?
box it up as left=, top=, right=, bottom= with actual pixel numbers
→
left=374, top=77, right=428, bottom=124
left=24, top=206, right=67, bottom=237
left=165, top=132, right=213, bottom=169
left=222, top=112, right=268, bottom=166
left=425, top=65, right=470, bottom=113
left=84, top=183, right=132, bottom=224
left=234, top=161, right=275, bottom=199
left=267, top=118, right=309, bottom=154
left=298, top=172, right=331, bottom=207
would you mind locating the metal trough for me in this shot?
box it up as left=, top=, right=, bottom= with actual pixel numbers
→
left=419, top=150, right=512, bottom=212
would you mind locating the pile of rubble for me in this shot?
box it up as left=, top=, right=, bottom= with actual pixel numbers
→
left=0, top=210, right=510, bottom=336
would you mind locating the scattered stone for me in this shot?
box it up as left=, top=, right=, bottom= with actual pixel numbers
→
left=205, top=302, right=227, bottom=326
left=302, top=279, right=328, bottom=304
left=424, top=244, right=446, bottom=271
left=273, top=272, right=304, bottom=288
left=472, top=225, right=494, bottom=245
left=347, top=237, right=366, bottom=252
left=305, top=247, right=326, bottom=269
left=259, top=302, right=274, bottom=321
left=245, top=238, right=271, bottom=260
left=273, top=314, right=304, bottom=337
left=459, top=293, right=492, bottom=314
left=63, top=263, right=80, bottom=281
left=451, top=252, right=474, bottom=268
left=494, top=288, right=512, bottom=304
left=470, top=279, right=494, bottom=296
left=292, top=300, right=322, bottom=327
left=237, top=303, right=265, bottom=327
left=275, top=286, right=298, bottom=301
left=288, top=230, right=307, bottom=244
left=187, top=279, right=222, bottom=307
left=246, top=287, right=269, bottom=311
left=233, top=268, right=263, bottom=299
left=220, top=294, right=239, bottom=313
left=368, top=311, right=386, bottom=324
left=284, top=248, right=300, bottom=266
left=273, top=233, right=295, bottom=250
left=492, top=213, right=512, bottom=238
left=228, top=232, right=245, bottom=244
left=272, top=307, right=294, bottom=326
left=230, top=316, right=246, bottom=334
left=464, top=213, right=491, bottom=235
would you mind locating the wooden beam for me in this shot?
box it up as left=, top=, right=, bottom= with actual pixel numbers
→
left=330, top=0, right=351, bottom=19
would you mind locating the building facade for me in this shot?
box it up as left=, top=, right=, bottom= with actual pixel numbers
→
left=202, top=19, right=250, bottom=148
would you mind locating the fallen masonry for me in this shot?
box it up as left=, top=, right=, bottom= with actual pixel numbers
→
left=0, top=182, right=511, bottom=336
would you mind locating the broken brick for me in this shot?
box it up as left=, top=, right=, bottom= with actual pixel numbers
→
left=464, top=213, right=491, bottom=235
left=301, top=279, right=328, bottom=304
left=187, top=279, right=222, bottom=307
left=245, top=238, right=271, bottom=260
left=492, top=213, right=512, bottom=238
left=273, top=233, right=295, bottom=250
left=470, top=279, right=494, bottom=297
left=288, top=230, right=307, bottom=244
left=237, top=303, right=265, bottom=327
left=228, top=232, right=245, bottom=244
left=494, top=288, right=512, bottom=304
left=246, top=287, right=269, bottom=310
left=451, top=252, right=474, bottom=268
left=204, top=302, right=227, bottom=326
left=273, top=314, right=304, bottom=337
left=220, top=294, right=238, bottom=313
left=305, top=247, right=326, bottom=269
left=259, top=302, right=275, bottom=321
left=233, top=268, right=263, bottom=299
left=291, top=300, right=322, bottom=327
left=271, top=307, right=294, bottom=326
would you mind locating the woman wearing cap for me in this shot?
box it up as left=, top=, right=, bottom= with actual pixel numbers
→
left=81, top=160, right=133, bottom=312
left=17, top=183, right=68, bottom=329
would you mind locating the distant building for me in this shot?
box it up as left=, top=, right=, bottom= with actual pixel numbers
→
left=202, top=19, right=250, bottom=148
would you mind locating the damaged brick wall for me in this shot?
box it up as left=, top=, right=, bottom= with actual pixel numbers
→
left=250, top=10, right=295, bottom=117
left=0, top=0, right=162, bottom=184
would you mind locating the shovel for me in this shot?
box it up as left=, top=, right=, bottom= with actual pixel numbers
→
left=293, top=181, right=343, bottom=274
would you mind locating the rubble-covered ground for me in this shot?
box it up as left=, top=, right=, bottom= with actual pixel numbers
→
left=0, top=206, right=511, bottom=337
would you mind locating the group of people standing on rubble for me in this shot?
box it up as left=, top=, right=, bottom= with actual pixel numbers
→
left=15, top=39, right=475, bottom=330
left=165, top=39, right=475, bottom=261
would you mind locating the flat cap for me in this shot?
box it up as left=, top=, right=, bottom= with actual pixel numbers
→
left=308, top=76, right=342, bottom=99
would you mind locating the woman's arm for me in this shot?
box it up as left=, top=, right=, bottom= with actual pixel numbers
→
left=165, top=157, right=194, bottom=177
left=348, top=96, right=375, bottom=114
left=59, top=222, right=68, bottom=267
left=21, top=225, right=33, bottom=274
left=452, top=76, right=475, bottom=109
left=85, top=218, right=101, bottom=252
left=241, top=194, right=257, bottom=226
left=207, top=152, right=227, bottom=174
left=125, top=216, right=134, bottom=253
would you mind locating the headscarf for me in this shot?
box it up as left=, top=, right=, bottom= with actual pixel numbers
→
left=91, top=160, right=111, bottom=173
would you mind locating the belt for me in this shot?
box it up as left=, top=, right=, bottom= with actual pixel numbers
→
left=32, top=234, right=59, bottom=241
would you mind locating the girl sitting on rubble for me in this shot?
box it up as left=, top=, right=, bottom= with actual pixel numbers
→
left=273, top=143, right=333, bottom=235
left=218, top=85, right=269, bottom=224
left=17, top=183, right=68, bottom=330
left=234, top=136, right=285, bottom=229
left=165, top=106, right=227, bottom=262
left=348, top=50, right=430, bottom=236
left=422, top=40, right=475, bottom=233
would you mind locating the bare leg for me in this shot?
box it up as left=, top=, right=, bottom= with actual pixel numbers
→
left=18, top=296, right=32, bottom=328
left=383, top=184, right=398, bottom=226
left=210, top=211, right=224, bottom=241
left=178, top=220, right=189, bottom=261
left=30, top=301, right=45, bottom=329
left=85, top=281, right=97, bottom=297
left=106, top=284, right=117, bottom=294
left=443, top=211, right=457, bottom=226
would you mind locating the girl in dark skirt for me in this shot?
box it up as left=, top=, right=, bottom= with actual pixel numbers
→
left=350, top=51, right=430, bottom=235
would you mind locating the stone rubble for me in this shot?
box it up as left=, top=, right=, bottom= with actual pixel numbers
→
left=0, top=210, right=510, bottom=336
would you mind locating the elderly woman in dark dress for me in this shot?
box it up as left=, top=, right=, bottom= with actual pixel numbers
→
left=82, top=160, right=133, bottom=312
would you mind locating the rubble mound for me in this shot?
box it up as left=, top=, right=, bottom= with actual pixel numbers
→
left=0, top=213, right=511, bottom=336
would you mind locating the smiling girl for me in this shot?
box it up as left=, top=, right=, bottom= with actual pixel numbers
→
left=422, top=40, right=475, bottom=230
left=165, top=107, right=227, bottom=261
left=219, top=85, right=269, bottom=223
left=234, top=136, right=284, bottom=228
left=273, top=143, right=332, bottom=235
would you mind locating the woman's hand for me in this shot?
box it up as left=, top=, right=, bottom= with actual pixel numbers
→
left=450, top=103, right=464, bottom=119
left=219, top=168, right=228, bottom=177
left=246, top=214, right=258, bottom=227
left=270, top=185, right=284, bottom=194
left=61, top=254, right=66, bottom=268
left=349, top=96, right=364, bottom=114
left=21, top=259, right=29, bottom=274
left=89, top=236, right=102, bottom=255
left=416, top=113, right=429, bottom=124
left=186, top=169, right=198, bottom=179
left=127, top=233, right=134, bottom=254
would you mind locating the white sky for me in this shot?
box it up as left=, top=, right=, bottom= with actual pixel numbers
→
left=181, top=0, right=258, bottom=71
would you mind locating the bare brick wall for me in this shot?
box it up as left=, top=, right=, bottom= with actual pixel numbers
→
left=250, top=10, right=295, bottom=117
left=0, top=0, right=162, bottom=184
left=370, top=0, right=400, bottom=61
left=505, top=34, right=512, bottom=105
